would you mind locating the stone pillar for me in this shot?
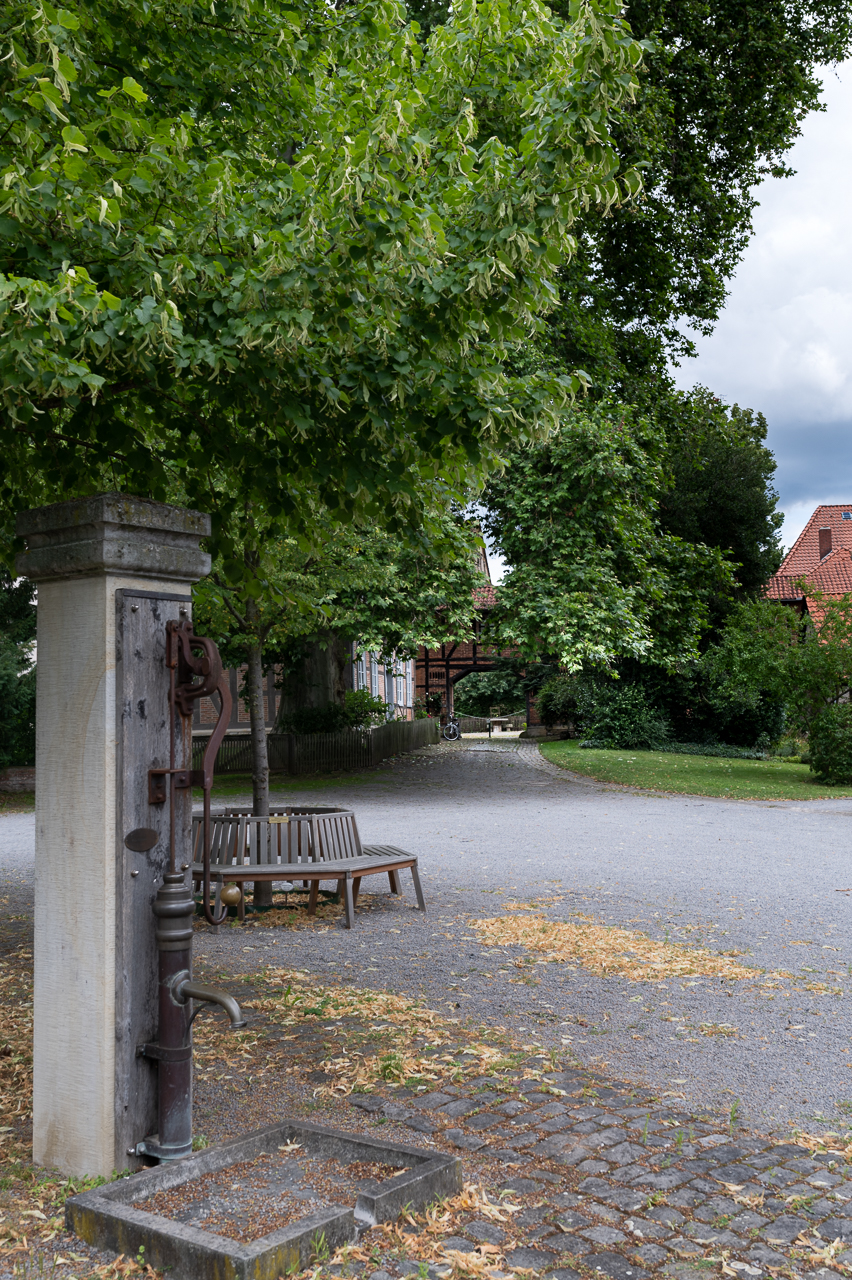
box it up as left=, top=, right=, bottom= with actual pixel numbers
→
left=16, top=495, right=210, bottom=1178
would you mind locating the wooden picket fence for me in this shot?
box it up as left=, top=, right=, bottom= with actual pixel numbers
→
left=192, top=715, right=439, bottom=777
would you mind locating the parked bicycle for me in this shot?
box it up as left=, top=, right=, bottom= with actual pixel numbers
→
left=442, top=714, right=461, bottom=741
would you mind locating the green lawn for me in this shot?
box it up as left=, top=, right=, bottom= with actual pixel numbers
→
left=540, top=739, right=852, bottom=800
left=193, top=770, right=390, bottom=803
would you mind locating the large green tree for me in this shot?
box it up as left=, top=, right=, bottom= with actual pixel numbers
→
left=1, top=0, right=644, bottom=559
left=548, top=0, right=852, bottom=394
left=479, top=389, right=784, bottom=739
left=656, top=387, right=783, bottom=617
left=409, top=1, right=852, bottom=395
left=704, top=591, right=852, bottom=737
left=191, top=502, right=482, bottom=828
left=481, top=401, right=734, bottom=670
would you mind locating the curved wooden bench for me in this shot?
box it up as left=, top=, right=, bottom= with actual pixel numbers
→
left=191, top=808, right=425, bottom=927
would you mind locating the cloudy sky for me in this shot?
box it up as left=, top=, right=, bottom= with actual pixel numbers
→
left=671, top=62, right=852, bottom=553
left=484, top=64, right=852, bottom=581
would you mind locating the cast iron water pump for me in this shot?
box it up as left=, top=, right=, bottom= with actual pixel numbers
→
left=129, top=619, right=246, bottom=1163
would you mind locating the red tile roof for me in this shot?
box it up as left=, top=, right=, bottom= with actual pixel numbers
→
left=766, top=504, right=852, bottom=606
left=764, top=573, right=807, bottom=603
left=775, top=505, right=852, bottom=573
left=473, top=584, right=497, bottom=609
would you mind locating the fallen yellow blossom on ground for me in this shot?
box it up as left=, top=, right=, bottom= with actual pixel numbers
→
left=246, top=969, right=548, bottom=1098
left=470, top=911, right=757, bottom=983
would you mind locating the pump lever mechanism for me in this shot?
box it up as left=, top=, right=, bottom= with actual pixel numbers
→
left=135, top=617, right=241, bottom=1165
left=147, top=618, right=233, bottom=926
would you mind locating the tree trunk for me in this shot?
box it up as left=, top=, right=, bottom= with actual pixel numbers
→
left=245, top=601, right=272, bottom=907
left=275, top=630, right=351, bottom=725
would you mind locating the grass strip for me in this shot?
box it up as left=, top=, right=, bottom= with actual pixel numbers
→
left=540, top=739, right=852, bottom=800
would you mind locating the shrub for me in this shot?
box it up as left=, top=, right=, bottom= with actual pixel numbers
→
left=536, top=674, right=584, bottom=730
left=279, top=688, right=388, bottom=735
left=579, top=740, right=767, bottom=759
left=589, top=684, right=671, bottom=750
left=808, top=704, right=852, bottom=784
left=342, top=688, right=388, bottom=729
left=538, top=674, right=671, bottom=747
left=0, top=636, right=35, bottom=768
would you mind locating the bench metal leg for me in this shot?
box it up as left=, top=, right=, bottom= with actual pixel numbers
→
left=238, top=881, right=246, bottom=923
left=343, top=875, right=354, bottom=929
left=410, top=863, right=426, bottom=913
left=388, top=869, right=402, bottom=896
left=211, top=877, right=222, bottom=932
left=307, top=881, right=319, bottom=916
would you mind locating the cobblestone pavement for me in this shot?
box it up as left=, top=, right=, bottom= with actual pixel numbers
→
left=180, top=983, right=852, bottom=1280
left=333, top=1055, right=852, bottom=1280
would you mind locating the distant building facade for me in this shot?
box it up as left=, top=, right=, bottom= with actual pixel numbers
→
left=351, top=648, right=417, bottom=721
left=192, top=647, right=417, bottom=734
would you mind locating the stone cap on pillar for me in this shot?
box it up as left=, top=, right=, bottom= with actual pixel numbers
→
left=15, top=494, right=212, bottom=583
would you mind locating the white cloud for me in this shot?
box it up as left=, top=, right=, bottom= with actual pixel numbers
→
left=672, top=63, right=852, bottom=522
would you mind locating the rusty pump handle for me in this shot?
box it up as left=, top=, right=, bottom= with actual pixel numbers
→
left=166, top=620, right=233, bottom=926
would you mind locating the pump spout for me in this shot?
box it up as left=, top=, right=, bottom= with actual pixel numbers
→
left=175, top=978, right=247, bottom=1029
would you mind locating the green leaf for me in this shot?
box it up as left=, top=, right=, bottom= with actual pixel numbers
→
left=57, top=53, right=78, bottom=83
left=120, top=76, right=148, bottom=103
left=61, top=124, right=88, bottom=152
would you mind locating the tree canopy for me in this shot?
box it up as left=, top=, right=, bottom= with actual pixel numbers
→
left=1, top=0, right=644, bottom=562
left=481, top=401, right=734, bottom=670
left=655, top=387, right=783, bottom=613
left=704, top=591, right=852, bottom=735
left=543, top=0, right=852, bottom=394
left=192, top=506, right=483, bottom=677
left=408, top=0, right=852, bottom=393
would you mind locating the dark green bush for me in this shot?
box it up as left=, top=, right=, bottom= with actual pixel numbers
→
left=536, top=674, right=583, bottom=730
left=618, top=657, right=785, bottom=747
left=587, top=683, right=671, bottom=750
left=0, top=635, right=35, bottom=768
left=342, top=688, right=388, bottom=729
left=808, top=705, right=852, bottom=784
left=579, top=740, right=767, bottom=759
left=537, top=674, right=670, bottom=748
left=279, top=688, right=388, bottom=734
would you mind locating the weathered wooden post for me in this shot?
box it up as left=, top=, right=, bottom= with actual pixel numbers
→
left=16, top=494, right=212, bottom=1177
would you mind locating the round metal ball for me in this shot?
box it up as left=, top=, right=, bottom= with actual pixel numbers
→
left=219, top=883, right=242, bottom=907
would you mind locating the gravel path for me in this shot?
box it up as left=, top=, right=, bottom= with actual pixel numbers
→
left=4, top=740, right=852, bottom=1133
